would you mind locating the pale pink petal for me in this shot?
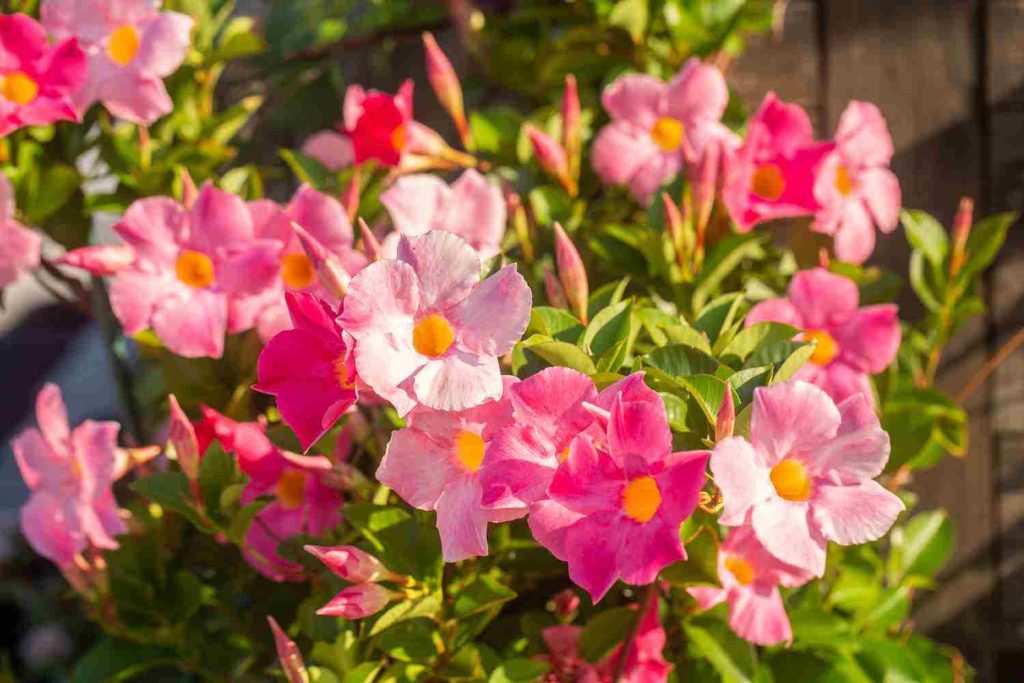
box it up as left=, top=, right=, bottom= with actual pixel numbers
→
left=752, top=381, right=841, bottom=467
left=397, top=231, right=480, bottom=312
left=34, top=382, right=71, bottom=449
left=787, top=268, right=859, bottom=329
left=815, top=393, right=889, bottom=483
left=452, top=265, right=531, bottom=356
left=20, top=491, right=84, bottom=566
left=835, top=101, right=894, bottom=167
left=135, top=11, right=193, bottom=77
left=831, top=200, right=877, bottom=264
left=72, top=419, right=119, bottom=501
left=380, top=174, right=448, bottom=237
left=342, top=84, right=366, bottom=131
left=411, top=351, right=503, bottom=412
left=108, top=270, right=168, bottom=335
left=601, top=74, right=666, bottom=128
left=591, top=121, right=659, bottom=187
left=0, top=174, right=13, bottom=220
left=287, top=185, right=354, bottom=255
left=376, top=427, right=461, bottom=509
left=710, top=438, right=772, bottom=526
left=812, top=361, right=875, bottom=407
left=216, top=240, right=283, bottom=296
left=151, top=289, right=227, bottom=359
left=836, top=304, right=901, bottom=374
left=812, top=480, right=904, bottom=545
left=99, top=72, right=173, bottom=125
left=665, top=58, right=728, bottom=124
left=859, top=167, right=901, bottom=232
left=480, top=424, right=555, bottom=513
left=339, top=260, right=420, bottom=337
left=442, top=170, right=507, bottom=259
left=729, top=585, right=792, bottom=646
left=114, top=196, right=186, bottom=266
left=301, top=130, right=354, bottom=171
left=0, top=223, right=41, bottom=287
left=627, top=153, right=682, bottom=205
left=688, top=585, right=727, bottom=610
left=187, top=183, right=255, bottom=253
left=751, top=498, right=827, bottom=577
left=745, top=298, right=804, bottom=328
left=11, top=429, right=63, bottom=491
left=317, top=583, right=392, bottom=618
left=435, top=476, right=490, bottom=561
left=352, top=331, right=422, bottom=416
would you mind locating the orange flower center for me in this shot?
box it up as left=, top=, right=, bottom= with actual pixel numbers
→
left=724, top=555, right=756, bottom=586
left=750, top=163, right=785, bottom=201
left=334, top=355, right=355, bottom=390
left=454, top=430, right=486, bottom=473
left=390, top=124, right=407, bottom=152
left=276, top=468, right=307, bottom=510
left=0, top=71, right=39, bottom=105
left=280, top=252, right=316, bottom=290
left=175, top=250, right=215, bottom=289
left=557, top=445, right=571, bottom=463
left=804, top=329, right=838, bottom=366
left=650, top=116, right=684, bottom=152
left=412, top=314, right=454, bottom=358
left=770, top=458, right=812, bottom=501
left=834, top=164, right=854, bottom=196
left=622, top=476, right=661, bottom=523
left=108, top=24, right=141, bottom=66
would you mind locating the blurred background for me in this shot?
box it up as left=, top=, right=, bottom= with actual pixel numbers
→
left=0, top=0, right=1021, bottom=679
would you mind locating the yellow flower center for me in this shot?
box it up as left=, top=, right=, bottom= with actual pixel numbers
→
left=334, top=355, right=355, bottom=390
left=724, top=555, right=756, bottom=586
left=280, top=252, right=316, bottom=290
left=454, top=430, right=486, bottom=473
left=622, top=476, right=661, bottom=523
left=650, top=116, right=684, bottom=152
left=804, top=329, right=838, bottom=366
left=770, top=458, right=812, bottom=502
left=834, top=164, right=854, bottom=196
left=390, top=124, right=407, bottom=152
left=0, top=71, right=39, bottom=105
left=276, top=468, right=307, bottom=510
left=557, top=446, right=571, bottom=463
left=412, top=314, right=454, bottom=358
left=108, top=24, right=141, bottom=66
left=175, top=250, right=216, bottom=289
left=750, top=163, right=786, bottom=201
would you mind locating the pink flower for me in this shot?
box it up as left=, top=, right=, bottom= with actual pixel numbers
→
left=602, top=600, right=673, bottom=683
left=746, top=268, right=901, bottom=405
left=198, top=408, right=342, bottom=582
left=376, top=378, right=521, bottom=561
left=344, top=81, right=414, bottom=167
left=591, top=58, right=733, bottom=205
left=538, top=625, right=602, bottom=683
left=254, top=292, right=358, bottom=452
left=710, top=381, right=904, bottom=577
left=0, top=173, right=41, bottom=288
left=339, top=231, right=532, bottom=415
left=528, top=373, right=708, bottom=602
left=0, top=13, right=86, bottom=136
left=812, top=102, right=902, bottom=263
left=722, top=92, right=834, bottom=231
left=380, top=170, right=506, bottom=260
left=317, top=583, right=395, bottom=619
left=11, top=383, right=125, bottom=566
left=301, top=130, right=354, bottom=171
left=688, top=527, right=812, bottom=646
left=101, top=183, right=281, bottom=358
left=42, top=0, right=193, bottom=124
left=305, top=544, right=400, bottom=584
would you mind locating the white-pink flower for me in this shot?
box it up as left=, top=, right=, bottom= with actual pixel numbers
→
left=339, top=231, right=531, bottom=415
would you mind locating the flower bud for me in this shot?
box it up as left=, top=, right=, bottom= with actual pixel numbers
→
left=949, top=196, right=974, bottom=279
left=317, top=583, right=395, bottom=619
left=342, top=167, right=361, bottom=222
left=267, top=617, right=308, bottom=683
left=357, top=217, right=382, bottom=262
left=506, top=189, right=534, bottom=263
left=58, top=245, right=134, bottom=276
left=543, top=265, right=568, bottom=309
left=305, top=544, right=399, bottom=584
left=715, top=388, right=735, bottom=442
left=693, top=140, right=721, bottom=245
left=661, top=192, right=685, bottom=252
left=552, top=588, right=580, bottom=619
left=423, top=32, right=473, bottom=151
left=291, top=222, right=350, bottom=299
left=553, top=222, right=589, bottom=322
left=179, top=167, right=199, bottom=209
left=525, top=124, right=576, bottom=196
left=404, top=122, right=478, bottom=170
left=168, top=394, right=200, bottom=484
left=561, top=74, right=581, bottom=180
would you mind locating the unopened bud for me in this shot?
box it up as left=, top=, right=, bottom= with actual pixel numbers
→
left=405, top=122, right=478, bottom=171
left=168, top=394, right=200, bottom=485
left=357, top=218, right=382, bottom=262
left=949, top=196, right=974, bottom=279
left=58, top=245, right=135, bottom=276
left=292, top=222, right=350, bottom=299
left=179, top=167, right=199, bottom=209
left=543, top=265, right=568, bottom=309
left=342, top=167, right=361, bottom=222
left=553, top=222, right=589, bottom=322
left=317, top=583, right=395, bottom=619
left=552, top=588, right=580, bottom=619
left=267, top=617, right=308, bottom=683
left=561, top=75, right=581, bottom=180
left=423, top=32, right=473, bottom=151
left=715, top=389, right=735, bottom=441
left=305, top=544, right=401, bottom=584
left=693, top=140, right=721, bottom=236
left=525, top=125, right=576, bottom=196
left=506, top=189, right=534, bottom=263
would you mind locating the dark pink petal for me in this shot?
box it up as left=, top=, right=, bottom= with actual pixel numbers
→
left=317, top=584, right=392, bottom=618
left=527, top=498, right=583, bottom=561
left=548, top=436, right=622, bottom=515
left=812, top=480, right=904, bottom=545
left=562, top=513, right=621, bottom=602
left=452, top=265, right=531, bottom=356
left=751, top=92, right=815, bottom=155
left=614, top=517, right=684, bottom=585
left=608, top=395, right=672, bottom=461
left=0, top=13, right=48, bottom=64
left=216, top=239, right=283, bottom=296
left=787, top=268, right=859, bottom=328
left=510, top=366, right=597, bottom=447
left=480, top=424, right=557, bottom=513
left=655, top=450, right=709, bottom=522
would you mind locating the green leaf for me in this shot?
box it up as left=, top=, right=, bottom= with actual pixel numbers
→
left=678, top=374, right=728, bottom=423
left=579, top=607, right=638, bottom=662
left=684, top=620, right=757, bottom=683
left=369, top=593, right=443, bottom=637
left=281, top=148, right=334, bottom=190
left=343, top=662, right=384, bottom=683
left=693, top=235, right=766, bottom=310
left=959, top=211, right=1017, bottom=283
left=344, top=504, right=442, bottom=579
left=645, top=344, right=720, bottom=377
left=375, top=619, right=442, bottom=661
left=582, top=299, right=633, bottom=357
left=310, top=667, right=343, bottom=683
left=909, top=250, right=943, bottom=312
left=198, top=444, right=238, bottom=522
left=528, top=307, right=584, bottom=342
left=609, top=0, right=649, bottom=42
left=71, top=638, right=176, bottom=683
left=720, top=322, right=800, bottom=362
left=887, top=510, right=954, bottom=584
left=518, top=334, right=597, bottom=374
left=130, top=472, right=213, bottom=532
left=901, top=209, right=949, bottom=266
left=453, top=575, right=517, bottom=619
left=24, top=164, right=80, bottom=225
left=662, top=526, right=720, bottom=586
left=488, top=659, right=550, bottom=683
left=210, top=16, right=266, bottom=62
left=226, top=498, right=271, bottom=545
left=693, top=293, right=745, bottom=343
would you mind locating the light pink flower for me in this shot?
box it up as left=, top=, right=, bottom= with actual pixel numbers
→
left=0, top=13, right=86, bottom=136
left=11, top=383, right=125, bottom=566
left=722, top=92, right=834, bottom=232
left=317, top=583, right=394, bottom=619
left=42, top=0, right=193, bottom=124
left=591, top=58, right=733, bottom=204
left=710, top=381, right=904, bottom=577
left=0, top=172, right=41, bottom=288
left=301, top=130, right=354, bottom=171
left=528, top=373, right=708, bottom=602
left=254, top=292, right=358, bottom=452
left=197, top=407, right=341, bottom=582
left=376, top=378, right=521, bottom=561
left=380, top=170, right=506, bottom=260
left=688, top=527, right=812, bottom=646
left=812, top=101, right=902, bottom=263
left=746, top=268, right=901, bottom=405
left=339, top=231, right=531, bottom=415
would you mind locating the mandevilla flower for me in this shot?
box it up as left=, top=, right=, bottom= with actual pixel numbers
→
left=746, top=268, right=901, bottom=405
left=528, top=374, right=709, bottom=602
left=301, top=130, right=354, bottom=171
left=812, top=101, right=902, bottom=263
left=380, top=170, right=506, bottom=260
left=42, top=0, right=193, bottom=124
left=591, top=57, right=733, bottom=205
left=376, top=378, right=521, bottom=561
left=710, top=380, right=904, bottom=577
left=11, top=383, right=125, bottom=567
left=0, top=172, right=41, bottom=289
left=688, top=527, right=813, bottom=646
left=339, top=230, right=531, bottom=415
left=344, top=80, right=414, bottom=167
left=0, top=13, right=86, bottom=136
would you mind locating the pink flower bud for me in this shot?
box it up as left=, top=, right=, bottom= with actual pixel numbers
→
left=525, top=124, right=576, bottom=196
left=179, top=167, right=199, bottom=209
left=506, top=189, right=534, bottom=263
left=58, top=245, right=134, bottom=276
left=304, top=544, right=398, bottom=584
left=949, top=196, right=974, bottom=278
left=561, top=74, right=581, bottom=179
left=267, top=617, right=308, bottom=683
left=357, top=217, right=382, bottom=262
left=715, top=388, right=735, bottom=442
left=552, top=588, right=580, bottom=618
left=317, top=583, right=394, bottom=619
left=423, top=32, right=472, bottom=151
left=693, top=139, right=721, bottom=237
left=661, top=192, right=684, bottom=250
left=291, top=222, right=350, bottom=299
left=168, top=394, right=200, bottom=484
left=404, top=121, right=478, bottom=170
left=342, top=167, right=361, bottom=222
left=553, top=222, right=588, bottom=322
left=543, top=265, right=568, bottom=309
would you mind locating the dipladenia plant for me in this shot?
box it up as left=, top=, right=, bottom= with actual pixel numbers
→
left=1, top=1, right=1016, bottom=680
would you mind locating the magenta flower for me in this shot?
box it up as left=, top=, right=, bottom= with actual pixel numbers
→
left=812, top=101, right=902, bottom=263
left=710, top=381, right=904, bottom=577
left=688, top=527, right=812, bottom=646
left=301, top=130, right=354, bottom=171
left=376, top=378, right=521, bottom=561
left=591, top=58, right=733, bottom=205
left=746, top=268, right=901, bottom=405
left=0, top=173, right=41, bottom=288
left=255, top=291, right=358, bottom=452
left=380, top=170, right=507, bottom=260
left=528, top=373, right=708, bottom=602
left=602, top=599, right=673, bottom=683
left=0, top=14, right=86, bottom=136
left=344, top=80, right=414, bottom=167
left=722, top=92, right=834, bottom=231
left=199, top=407, right=342, bottom=582
left=267, top=617, right=308, bottom=683
left=537, top=625, right=601, bottom=683
left=11, top=383, right=125, bottom=566
left=42, top=0, right=193, bottom=125
left=339, top=231, right=531, bottom=415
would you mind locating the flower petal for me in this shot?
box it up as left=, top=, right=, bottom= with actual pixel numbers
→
left=710, top=437, right=772, bottom=526
left=836, top=304, right=901, bottom=374
left=601, top=74, right=666, bottom=128
left=787, top=268, right=859, bottom=328
left=376, top=426, right=461, bottom=509
left=397, top=231, right=480, bottom=312
left=812, top=480, right=904, bottom=545
left=151, top=289, right=227, bottom=359
left=751, top=497, right=827, bottom=577
left=751, top=381, right=841, bottom=467
left=435, top=476, right=490, bottom=562
left=452, top=265, right=531, bottom=356
left=411, top=350, right=503, bottom=412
